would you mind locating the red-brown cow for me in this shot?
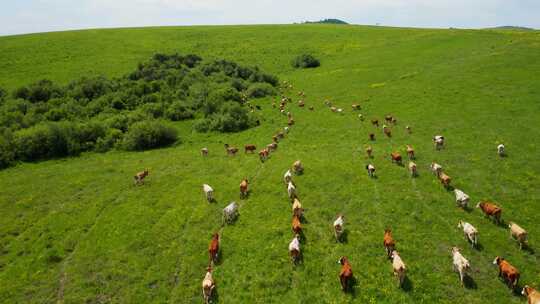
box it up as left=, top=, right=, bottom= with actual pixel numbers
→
left=369, top=133, right=376, bottom=141
left=240, top=178, right=249, bottom=199
left=493, top=256, right=520, bottom=290
left=439, top=173, right=451, bottom=188
left=477, top=202, right=502, bottom=224
left=244, top=144, right=256, bottom=154
left=338, top=256, right=354, bottom=292
left=292, top=214, right=302, bottom=234
left=391, top=152, right=402, bottom=165
left=259, top=148, right=269, bottom=162
left=134, top=169, right=149, bottom=185
left=383, top=229, right=396, bottom=259
left=208, top=233, right=220, bottom=264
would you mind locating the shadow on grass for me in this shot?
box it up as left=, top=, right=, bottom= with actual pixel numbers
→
left=463, top=275, right=477, bottom=289
left=523, top=245, right=535, bottom=255
left=212, top=285, right=220, bottom=303
left=401, top=276, right=414, bottom=292
left=462, top=206, right=473, bottom=213
left=473, top=243, right=484, bottom=251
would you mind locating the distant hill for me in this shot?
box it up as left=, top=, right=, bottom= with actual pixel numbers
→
left=488, top=26, right=535, bottom=31
left=304, top=18, right=348, bottom=25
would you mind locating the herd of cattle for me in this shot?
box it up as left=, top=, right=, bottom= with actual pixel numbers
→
left=132, top=81, right=538, bottom=303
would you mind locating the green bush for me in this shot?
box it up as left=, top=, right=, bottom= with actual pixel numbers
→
left=13, top=122, right=80, bottom=161
left=166, top=101, right=194, bottom=121
left=246, top=83, right=277, bottom=98
left=0, top=132, right=15, bottom=168
left=292, top=54, right=320, bottom=68
left=121, top=120, right=178, bottom=151
left=95, top=128, right=123, bottom=152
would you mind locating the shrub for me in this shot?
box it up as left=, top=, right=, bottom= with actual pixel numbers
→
left=0, top=132, right=15, bottom=168
left=0, top=87, right=6, bottom=103
left=246, top=83, right=277, bottom=98
left=292, top=54, right=320, bottom=68
left=166, top=101, right=194, bottom=121
left=121, top=120, right=178, bottom=151
left=95, top=128, right=123, bottom=152
left=13, top=122, right=80, bottom=161
left=16, top=79, right=64, bottom=103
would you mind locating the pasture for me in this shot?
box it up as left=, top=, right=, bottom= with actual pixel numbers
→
left=1, top=24, right=540, bottom=303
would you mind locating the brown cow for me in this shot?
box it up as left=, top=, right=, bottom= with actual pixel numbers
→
left=134, top=169, right=149, bottom=185
left=292, top=215, right=302, bottom=234
left=309, top=106, right=314, bottom=111
left=439, top=173, right=451, bottom=188
left=288, top=118, right=295, bottom=126
left=369, top=133, right=376, bottom=141
left=391, top=152, right=402, bottom=165
left=366, top=145, right=373, bottom=158
left=338, top=256, right=354, bottom=292
left=272, top=135, right=279, bottom=143
left=240, top=178, right=249, bottom=199
left=298, top=100, right=305, bottom=107
left=493, top=256, right=520, bottom=290
left=406, top=145, right=415, bottom=160
left=351, top=104, right=361, bottom=110
left=244, top=144, right=256, bottom=153
left=371, top=119, right=379, bottom=127
left=476, top=202, right=502, bottom=224
left=277, top=131, right=285, bottom=139
left=208, top=233, right=220, bottom=264
left=224, top=144, right=238, bottom=156
left=385, top=115, right=393, bottom=124
left=522, top=286, right=540, bottom=303
left=383, top=229, right=396, bottom=259
left=384, top=127, right=392, bottom=137
left=267, top=142, right=278, bottom=152
left=259, top=148, right=269, bottom=162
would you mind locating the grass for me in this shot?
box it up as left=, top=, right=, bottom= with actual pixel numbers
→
left=1, top=24, right=540, bottom=303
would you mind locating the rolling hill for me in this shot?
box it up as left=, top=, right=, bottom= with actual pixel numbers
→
left=1, top=24, right=540, bottom=303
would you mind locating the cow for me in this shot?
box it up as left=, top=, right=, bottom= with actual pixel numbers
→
left=224, top=143, right=238, bottom=156
left=369, top=133, right=376, bottom=141
left=430, top=162, right=443, bottom=177
left=277, top=131, right=285, bottom=139
left=202, top=266, right=215, bottom=304
left=476, top=201, right=502, bottom=224
left=371, top=119, right=379, bottom=127
left=366, top=164, right=376, bottom=177
left=337, top=108, right=343, bottom=114
left=292, top=214, right=302, bottom=234
left=406, top=145, right=415, bottom=160
left=203, top=184, right=214, bottom=203
left=458, top=220, right=478, bottom=248
left=391, top=250, right=407, bottom=288
left=272, top=135, right=278, bottom=143
left=366, top=145, right=373, bottom=158
left=508, top=222, right=528, bottom=250
left=385, top=115, right=393, bottom=124
left=267, top=142, right=278, bottom=152
left=454, top=189, right=470, bottom=208
left=292, top=160, right=303, bottom=175
left=334, top=214, right=345, bottom=242
left=338, top=256, right=353, bottom=292
left=292, top=198, right=303, bottom=218
left=358, top=114, right=364, bottom=121
left=298, top=91, right=305, bottom=97
left=309, top=106, right=314, bottom=111
left=240, top=178, right=249, bottom=199
left=284, top=170, right=293, bottom=184
left=287, top=181, right=297, bottom=199
left=351, top=104, right=361, bottom=110
left=383, top=127, right=392, bottom=138
left=201, top=148, right=209, bottom=157
left=324, top=100, right=332, bottom=107
left=406, top=126, right=411, bottom=134
left=284, top=126, right=290, bottom=133
left=497, top=144, right=505, bottom=157
left=330, top=106, right=337, bottom=112
left=383, top=229, right=396, bottom=259
left=391, top=117, right=397, bottom=125
left=222, top=202, right=239, bottom=224
left=408, top=162, right=417, bottom=177
left=259, top=148, right=269, bottom=162
left=493, top=256, right=520, bottom=290
left=288, top=118, right=295, bottom=126
left=289, top=234, right=301, bottom=264
left=451, top=247, right=471, bottom=287
left=391, top=152, right=402, bottom=165
left=439, top=173, right=451, bottom=188
left=244, top=144, right=256, bottom=154
left=208, top=233, right=220, bottom=264
left=522, top=286, right=540, bottom=304
left=298, top=100, right=305, bottom=107
left=134, top=169, right=149, bottom=185
left=433, top=135, right=445, bottom=150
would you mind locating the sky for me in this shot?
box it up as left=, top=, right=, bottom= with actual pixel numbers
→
left=1, top=0, right=539, bottom=36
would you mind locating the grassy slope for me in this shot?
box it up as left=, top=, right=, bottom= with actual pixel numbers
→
left=1, top=25, right=540, bottom=303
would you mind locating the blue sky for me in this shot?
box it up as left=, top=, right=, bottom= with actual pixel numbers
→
left=1, top=0, right=539, bottom=36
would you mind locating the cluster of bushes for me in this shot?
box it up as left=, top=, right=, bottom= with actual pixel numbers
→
left=0, top=53, right=278, bottom=168
left=292, top=54, right=320, bottom=69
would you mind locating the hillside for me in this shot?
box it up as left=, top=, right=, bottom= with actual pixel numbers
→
left=1, top=24, right=540, bottom=303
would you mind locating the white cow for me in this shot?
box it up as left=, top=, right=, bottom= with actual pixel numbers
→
left=391, top=250, right=407, bottom=288
left=222, top=201, right=239, bottom=224
left=430, top=162, right=443, bottom=177
left=202, top=267, right=215, bottom=304
left=508, top=222, right=528, bottom=250
left=366, top=164, right=375, bottom=177
left=451, top=247, right=470, bottom=286
left=408, top=162, right=417, bottom=177
left=454, top=189, right=470, bottom=208
left=292, top=160, right=303, bottom=175
left=497, top=144, right=505, bottom=157
left=292, top=198, right=303, bottom=217
left=287, top=181, right=296, bottom=199
left=284, top=126, right=290, bottom=133
left=458, top=221, right=478, bottom=248
left=434, top=135, right=445, bottom=150
left=203, top=184, right=214, bottom=202
left=289, top=234, right=301, bottom=264
left=334, top=215, right=345, bottom=242
left=283, top=170, right=293, bottom=184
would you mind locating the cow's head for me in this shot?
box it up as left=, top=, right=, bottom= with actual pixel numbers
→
left=457, top=221, right=463, bottom=229
left=391, top=250, right=399, bottom=260
left=451, top=247, right=460, bottom=255
left=338, top=256, right=348, bottom=265
left=522, top=286, right=534, bottom=296
left=493, top=256, right=503, bottom=265
left=475, top=202, right=483, bottom=209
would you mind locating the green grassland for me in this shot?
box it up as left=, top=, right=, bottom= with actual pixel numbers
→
left=1, top=24, right=540, bottom=303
